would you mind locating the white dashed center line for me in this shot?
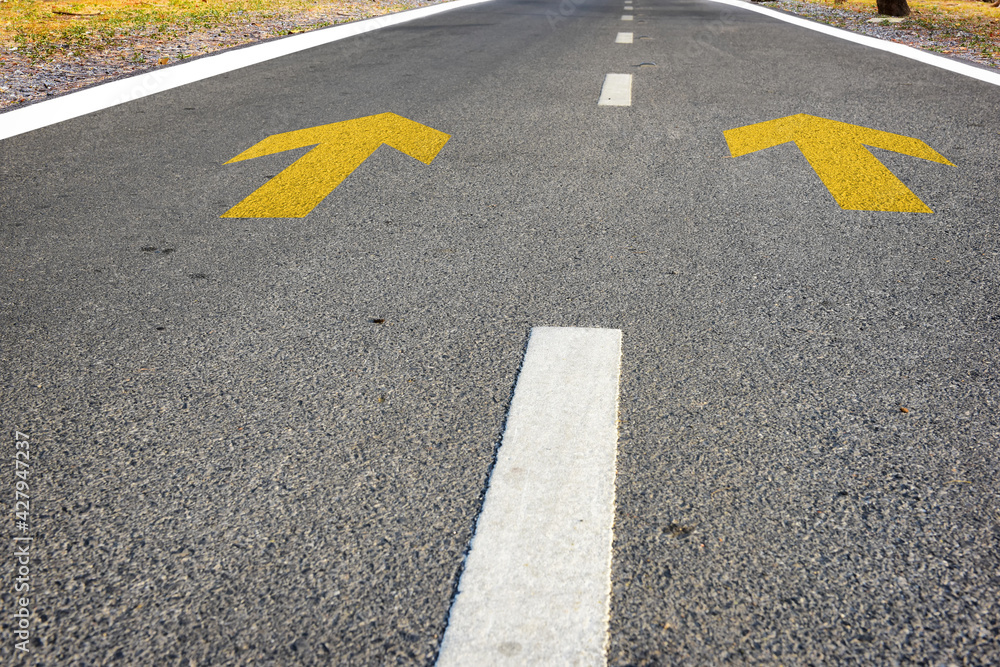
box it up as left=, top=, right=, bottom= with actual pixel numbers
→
left=436, top=327, right=623, bottom=667
left=621, top=13, right=633, bottom=20
left=616, top=31, right=634, bottom=44
left=598, top=73, right=633, bottom=106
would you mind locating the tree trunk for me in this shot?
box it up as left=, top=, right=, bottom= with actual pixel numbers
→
left=876, top=0, right=911, bottom=16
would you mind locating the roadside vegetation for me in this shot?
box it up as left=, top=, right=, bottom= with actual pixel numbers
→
left=769, top=0, right=1000, bottom=60
left=0, top=0, right=415, bottom=60
left=899, top=0, right=1000, bottom=59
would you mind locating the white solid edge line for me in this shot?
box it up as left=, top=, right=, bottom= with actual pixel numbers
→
left=436, top=326, right=623, bottom=667
left=598, top=73, right=632, bottom=106
left=616, top=32, right=634, bottom=44
left=0, top=0, right=494, bottom=142
left=706, top=0, right=1000, bottom=88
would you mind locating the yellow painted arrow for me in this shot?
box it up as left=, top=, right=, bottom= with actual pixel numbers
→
left=222, top=113, right=450, bottom=218
left=724, top=114, right=954, bottom=213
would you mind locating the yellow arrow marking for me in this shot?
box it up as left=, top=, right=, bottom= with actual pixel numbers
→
left=724, top=113, right=954, bottom=213
left=222, top=112, right=450, bottom=218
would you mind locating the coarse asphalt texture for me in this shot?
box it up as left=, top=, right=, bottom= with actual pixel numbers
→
left=1, top=0, right=999, bottom=663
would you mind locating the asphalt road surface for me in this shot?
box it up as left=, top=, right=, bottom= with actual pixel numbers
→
left=2, top=0, right=999, bottom=663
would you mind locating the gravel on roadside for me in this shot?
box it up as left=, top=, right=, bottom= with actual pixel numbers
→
left=0, top=0, right=448, bottom=111
left=764, top=0, right=1000, bottom=70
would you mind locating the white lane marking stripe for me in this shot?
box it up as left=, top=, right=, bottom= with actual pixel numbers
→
left=616, top=32, right=634, bottom=44
left=598, top=73, right=632, bottom=106
left=0, top=0, right=494, bottom=142
left=437, top=327, right=623, bottom=667
left=621, top=13, right=633, bottom=20
left=707, top=0, right=1000, bottom=88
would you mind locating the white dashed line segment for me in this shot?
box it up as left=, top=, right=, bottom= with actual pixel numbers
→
left=621, top=13, right=633, bottom=20
left=598, top=73, right=633, bottom=106
left=616, top=32, right=634, bottom=44
left=436, top=326, right=623, bottom=667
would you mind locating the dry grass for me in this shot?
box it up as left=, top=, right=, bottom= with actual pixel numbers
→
left=0, top=0, right=410, bottom=56
left=803, top=0, right=1000, bottom=54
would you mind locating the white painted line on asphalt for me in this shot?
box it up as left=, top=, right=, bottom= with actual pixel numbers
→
left=623, top=5, right=632, bottom=10
left=436, top=326, right=622, bottom=667
left=621, top=13, right=634, bottom=20
left=598, top=73, right=633, bottom=106
left=0, top=0, right=494, bottom=141
left=616, top=32, right=634, bottom=44
left=708, top=0, right=1000, bottom=88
